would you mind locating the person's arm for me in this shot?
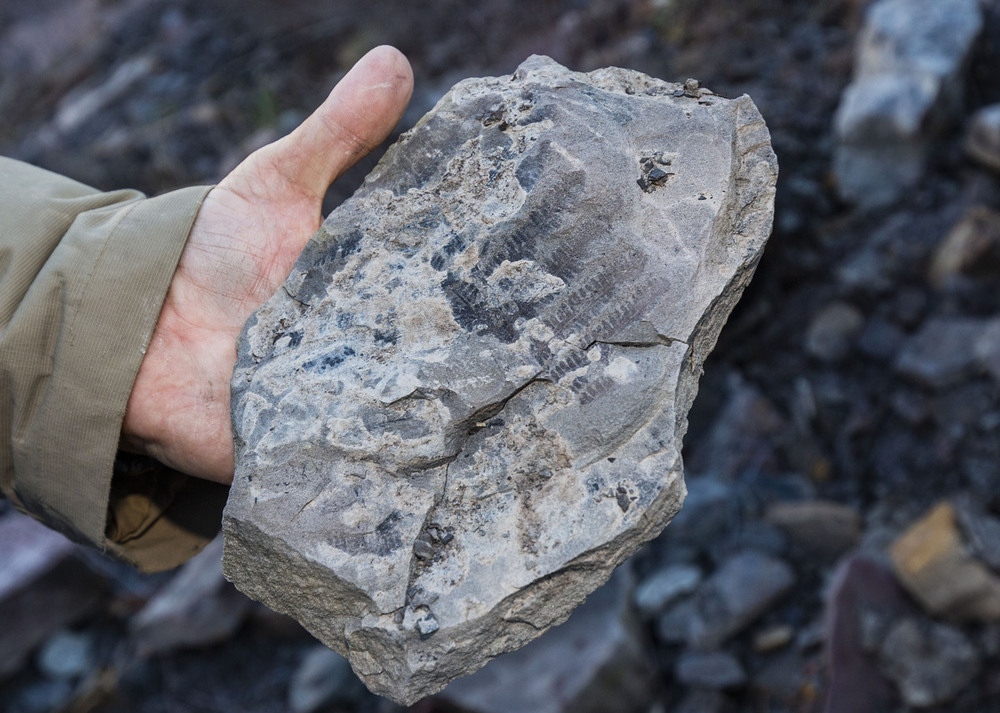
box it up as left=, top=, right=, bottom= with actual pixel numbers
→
left=0, top=158, right=229, bottom=570
left=0, top=45, right=413, bottom=572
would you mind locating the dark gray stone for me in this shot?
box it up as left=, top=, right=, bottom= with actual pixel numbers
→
left=894, top=317, right=985, bottom=388
left=966, top=103, right=1000, bottom=173
left=675, top=551, right=795, bottom=649
left=224, top=55, right=777, bottom=704
left=804, top=302, right=864, bottom=362
left=633, top=564, right=702, bottom=618
left=675, top=650, right=746, bottom=689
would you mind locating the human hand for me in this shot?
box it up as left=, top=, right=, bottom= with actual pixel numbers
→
left=120, top=45, right=413, bottom=484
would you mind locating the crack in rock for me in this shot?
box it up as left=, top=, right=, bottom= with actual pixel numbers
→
left=222, top=55, right=777, bottom=704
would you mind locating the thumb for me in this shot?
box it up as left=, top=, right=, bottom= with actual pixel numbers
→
left=231, top=45, right=413, bottom=206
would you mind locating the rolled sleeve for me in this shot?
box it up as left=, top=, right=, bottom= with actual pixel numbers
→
left=0, top=156, right=228, bottom=571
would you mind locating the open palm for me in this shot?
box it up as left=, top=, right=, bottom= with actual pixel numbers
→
left=121, top=46, right=413, bottom=483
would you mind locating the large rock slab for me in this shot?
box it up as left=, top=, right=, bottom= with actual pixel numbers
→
left=223, top=55, right=777, bottom=704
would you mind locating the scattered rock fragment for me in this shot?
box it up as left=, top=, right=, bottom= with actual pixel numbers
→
left=765, top=500, right=861, bottom=561
left=928, top=206, right=1000, bottom=289
left=0, top=513, right=107, bottom=678
left=879, top=617, right=980, bottom=708
left=675, top=650, right=746, bottom=690
left=893, top=317, right=985, bottom=388
left=965, top=103, right=1000, bottom=173
left=224, top=55, right=777, bottom=703
left=36, top=630, right=94, bottom=681
left=804, top=302, right=864, bottom=362
left=889, top=501, right=1000, bottom=621
left=682, top=551, right=795, bottom=649
left=130, top=536, right=251, bottom=656
left=633, top=564, right=702, bottom=619
left=833, top=0, right=983, bottom=206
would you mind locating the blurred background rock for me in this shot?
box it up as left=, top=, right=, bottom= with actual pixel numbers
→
left=3, top=0, right=1000, bottom=711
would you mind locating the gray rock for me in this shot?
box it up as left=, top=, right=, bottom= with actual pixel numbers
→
left=438, top=571, right=654, bottom=713
left=673, top=690, right=730, bottom=713
left=130, top=536, right=250, bottom=657
left=894, top=317, right=985, bottom=388
left=0, top=513, right=106, bottom=678
left=288, top=646, right=368, bottom=713
left=804, top=302, right=864, bottom=362
left=764, top=500, right=861, bottom=561
left=833, top=0, right=982, bottom=206
left=36, top=630, right=94, bottom=680
left=879, top=617, right=980, bottom=708
left=675, top=650, right=746, bottom=689
left=633, top=564, right=702, bottom=618
left=955, top=494, right=1000, bottom=571
left=223, top=55, right=777, bottom=703
left=679, top=551, right=795, bottom=649
left=966, top=103, right=1000, bottom=173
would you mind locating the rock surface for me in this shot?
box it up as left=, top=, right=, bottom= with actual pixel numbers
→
left=223, top=55, right=777, bottom=703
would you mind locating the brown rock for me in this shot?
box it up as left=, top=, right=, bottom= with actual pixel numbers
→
left=889, top=501, right=1000, bottom=621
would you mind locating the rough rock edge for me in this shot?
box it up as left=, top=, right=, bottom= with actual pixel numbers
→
left=223, top=56, right=777, bottom=704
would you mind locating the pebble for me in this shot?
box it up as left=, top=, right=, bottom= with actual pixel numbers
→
left=764, top=500, right=861, bottom=561
left=672, top=690, right=729, bottom=713
left=928, top=206, right=1000, bottom=288
left=675, top=650, right=746, bottom=689
left=893, top=317, right=985, bottom=388
left=804, top=302, right=864, bottom=362
left=954, top=494, right=1000, bottom=570
left=36, top=629, right=94, bottom=680
left=889, top=501, right=1000, bottom=621
left=879, top=617, right=981, bottom=708
left=685, top=551, right=796, bottom=649
left=753, top=624, right=794, bottom=653
left=856, top=317, right=904, bottom=362
left=288, top=646, right=367, bottom=713
left=965, top=103, right=1000, bottom=173
left=633, top=564, right=702, bottom=618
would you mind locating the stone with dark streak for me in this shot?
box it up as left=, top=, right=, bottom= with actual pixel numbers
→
left=223, top=55, right=777, bottom=704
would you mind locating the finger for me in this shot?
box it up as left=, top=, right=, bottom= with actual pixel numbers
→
left=247, top=45, right=413, bottom=204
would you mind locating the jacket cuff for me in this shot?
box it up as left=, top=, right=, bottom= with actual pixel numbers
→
left=13, top=184, right=226, bottom=571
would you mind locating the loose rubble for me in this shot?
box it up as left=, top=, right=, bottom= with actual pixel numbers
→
left=224, top=54, right=777, bottom=703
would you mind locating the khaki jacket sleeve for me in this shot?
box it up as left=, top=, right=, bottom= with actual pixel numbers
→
left=0, top=156, right=229, bottom=572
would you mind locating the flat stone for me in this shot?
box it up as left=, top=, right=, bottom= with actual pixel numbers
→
left=0, top=513, right=106, bottom=678
left=764, top=499, right=861, bottom=561
left=223, top=55, right=777, bottom=704
left=130, top=536, right=251, bottom=656
left=893, top=317, right=985, bottom=388
left=889, top=501, right=1000, bottom=621
left=675, top=650, right=746, bottom=689
left=804, top=302, right=864, bottom=362
left=682, top=551, right=795, bottom=649
left=879, top=617, right=980, bottom=708
left=633, top=564, right=702, bottom=618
